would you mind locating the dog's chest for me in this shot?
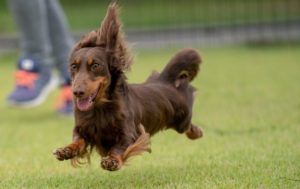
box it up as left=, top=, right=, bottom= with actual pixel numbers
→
left=78, top=113, right=121, bottom=144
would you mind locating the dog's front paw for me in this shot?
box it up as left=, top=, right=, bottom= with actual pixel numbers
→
left=53, top=147, right=79, bottom=161
left=186, top=124, right=203, bottom=140
left=101, top=156, right=122, bottom=171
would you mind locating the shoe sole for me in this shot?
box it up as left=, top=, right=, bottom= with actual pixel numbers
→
left=7, top=75, right=59, bottom=108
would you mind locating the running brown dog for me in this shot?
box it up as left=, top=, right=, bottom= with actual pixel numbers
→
left=53, top=3, right=203, bottom=171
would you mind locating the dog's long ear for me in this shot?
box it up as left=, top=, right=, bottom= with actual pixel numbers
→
left=69, top=3, right=132, bottom=71
left=98, top=3, right=133, bottom=72
left=69, top=4, right=120, bottom=54
left=98, top=3, right=121, bottom=50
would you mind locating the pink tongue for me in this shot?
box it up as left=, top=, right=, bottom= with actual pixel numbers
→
left=77, top=96, right=93, bottom=111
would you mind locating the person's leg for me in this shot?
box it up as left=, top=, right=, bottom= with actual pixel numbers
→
left=6, top=0, right=58, bottom=107
left=45, top=0, right=73, bottom=77
left=45, top=0, right=73, bottom=114
left=7, top=0, right=52, bottom=69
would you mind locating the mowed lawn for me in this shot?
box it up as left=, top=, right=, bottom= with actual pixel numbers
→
left=0, top=45, right=299, bottom=188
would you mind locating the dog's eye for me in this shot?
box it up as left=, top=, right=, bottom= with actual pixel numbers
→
left=71, top=63, right=77, bottom=69
left=92, top=63, right=99, bottom=69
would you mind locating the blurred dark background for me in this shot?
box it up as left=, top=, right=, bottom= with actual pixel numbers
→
left=0, top=0, right=299, bottom=50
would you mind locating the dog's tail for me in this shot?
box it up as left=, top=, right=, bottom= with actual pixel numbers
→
left=158, top=48, right=202, bottom=88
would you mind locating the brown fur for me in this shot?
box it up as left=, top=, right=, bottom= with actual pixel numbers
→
left=53, top=3, right=203, bottom=171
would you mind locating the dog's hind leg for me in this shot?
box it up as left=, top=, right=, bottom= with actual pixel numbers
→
left=185, top=123, right=203, bottom=140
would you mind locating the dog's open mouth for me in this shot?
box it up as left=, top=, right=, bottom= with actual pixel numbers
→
left=76, top=84, right=101, bottom=111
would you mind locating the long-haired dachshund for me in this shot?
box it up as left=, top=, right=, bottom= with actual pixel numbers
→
left=53, top=3, right=203, bottom=171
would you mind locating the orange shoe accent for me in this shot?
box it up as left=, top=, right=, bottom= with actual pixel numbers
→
left=54, top=86, right=73, bottom=110
left=15, top=70, right=39, bottom=88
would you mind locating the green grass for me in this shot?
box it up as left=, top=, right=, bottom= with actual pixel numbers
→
left=0, top=0, right=299, bottom=32
left=0, top=45, right=299, bottom=188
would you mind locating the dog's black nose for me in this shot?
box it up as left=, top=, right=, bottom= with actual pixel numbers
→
left=73, top=88, right=85, bottom=97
